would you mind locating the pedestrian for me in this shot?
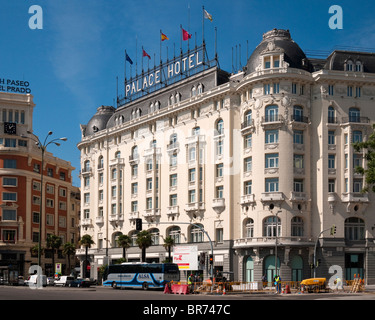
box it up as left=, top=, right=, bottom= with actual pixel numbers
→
left=335, top=277, right=344, bottom=292
left=274, top=275, right=281, bottom=293
left=188, top=274, right=193, bottom=292
left=261, top=274, right=267, bottom=288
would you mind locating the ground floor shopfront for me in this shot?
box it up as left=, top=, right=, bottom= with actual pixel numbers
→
left=76, top=239, right=375, bottom=285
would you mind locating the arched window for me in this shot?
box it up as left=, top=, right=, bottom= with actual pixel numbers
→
left=197, top=83, right=204, bottom=94
left=84, top=160, right=90, bottom=172
left=149, top=102, right=154, bottom=113
left=293, top=105, right=303, bottom=122
left=168, top=226, right=181, bottom=244
left=265, top=105, right=278, bottom=122
left=191, top=86, right=197, bottom=97
left=192, top=127, right=200, bottom=136
left=175, top=93, right=181, bottom=103
left=244, top=218, right=254, bottom=238
left=129, top=230, right=139, bottom=246
left=216, top=119, right=224, bottom=135
left=349, top=107, right=360, bottom=122
left=169, top=133, right=177, bottom=145
left=328, top=106, right=335, bottom=123
left=264, top=255, right=280, bottom=282
left=263, top=216, right=281, bottom=237
left=346, top=60, right=353, bottom=71
left=291, top=217, right=304, bottom=237
left=111, top=168, right=117, bottom=180
left=98, top=156, right=104, bottom=169
left=291, top=256, right=303, bottom=282
left=355, top=61, right=362, bottom=72
left=115, top=151, right=121, bottom=159
left=345, top=217, right=365, bottom=240
left=245, top=257, right=254, bottom=282
left=244, top=110, right=252, bottom=127
left=149, top=228, right=160, bottom=245
left=190, top=224, right=204, bottom=242
left=131, top=146, right=138, bottom=159
left=112, top=232, right=122, bottom=248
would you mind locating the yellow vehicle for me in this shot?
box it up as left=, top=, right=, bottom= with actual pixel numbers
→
left=300, top=278, right=327, bottom=293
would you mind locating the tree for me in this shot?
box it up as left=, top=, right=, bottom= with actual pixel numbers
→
left=353, top=124, right=375, bottom=192
left=30, top=244, right=44, bottom=257
left=117, top=234, right=131, bottom=261
left=135, top=231, right=152, bottom=262
left=79, top=234, right=95, bottom=278
left=163, top=236, right=175, bottom=263
left=62, top=242, right=76, bottom=275
left=46, top=234, right=62, bottom=275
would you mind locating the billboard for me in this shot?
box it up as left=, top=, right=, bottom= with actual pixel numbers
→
left=173, top=245, right=198, bottom=270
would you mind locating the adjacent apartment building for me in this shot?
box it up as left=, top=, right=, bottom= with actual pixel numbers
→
left=0, top=91, right=80, bottom=281
left=77, top=29, right=375, bottom=284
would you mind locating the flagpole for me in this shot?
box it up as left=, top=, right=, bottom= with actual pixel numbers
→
left=160, top=30, right=162, bottom=65
left=136, top=36, right=138, bottom=75
left=202, top=6, right=205, bottom=46
left=180, top=24, right=182, bottom=55
left=124, top=50, right=127, bottom=81
left=142, top=45, right=144, bottom=73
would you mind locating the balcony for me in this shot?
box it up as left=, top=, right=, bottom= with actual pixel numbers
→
left=240, top=194, right=255, bottom=205
left=261, top=192, right=284, bottom=203
left=342, top=116, right=370, bottom=124
left=128, top=211, right=139, bottom=221
left=185, top=135, right=205, bottom=145
left=80, top=218, right=92, bottom=226
left=290, top=115, right=310, bottom=129
left=212, top=198, right=225, bottom=214
left=241, top=119, right=255, bottom=135
left=185, top=202, right=205, bottom=212
left=144, top=147, right=161, bottom=157
left=129, top=154, right=139, bottom=163
left=341, top=192, right=369, bottom=203
left=110, top=158, right=125, bottom=167
left=144, top=209, right=161, bottom=218
left=261, top=115, right=284, bottom=129
left=95, top=216, right=104, bottom=224
left=109, top=214, right=124, bottom=222
left=289, top=191, right=308, bottom=202
left=166, top=142, right=180, bottom=152
left=167, top=205, right=179, bottom=216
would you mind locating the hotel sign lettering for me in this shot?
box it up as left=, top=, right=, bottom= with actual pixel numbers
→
left=0, top=78, right=31, bottom=94
left=119, top=45, right=215, bottom=106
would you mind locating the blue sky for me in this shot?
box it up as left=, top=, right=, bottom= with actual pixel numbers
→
left=1, top=0, right=374, bottom=186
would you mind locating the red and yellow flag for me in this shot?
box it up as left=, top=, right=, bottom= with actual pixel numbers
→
left=161, top=33, right=169, bottom=41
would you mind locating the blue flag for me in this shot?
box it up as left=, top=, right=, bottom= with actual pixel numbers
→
left=126, top=53, right=133, bottom=65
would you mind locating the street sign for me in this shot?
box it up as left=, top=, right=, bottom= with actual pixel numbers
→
left=173, top=245, right=198, bottom=270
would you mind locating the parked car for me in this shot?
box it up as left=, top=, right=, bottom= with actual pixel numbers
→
left=47, top=277, right=55, bottom=286
left=24, top=274, right=47, bottom=287
left=68, top=278, right=91, bottom=288
left=54, top=276, right=74, bottom=287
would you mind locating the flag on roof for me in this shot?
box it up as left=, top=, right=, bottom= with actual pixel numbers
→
left=125, top=53, right=133, bottom=65
left=204, top=9, right=213, bottom=22
left=142, top=48, right=151, bottom=59
left=161, top=32, right=169, bottom=41
left=182, top=28, right=192, bottom=41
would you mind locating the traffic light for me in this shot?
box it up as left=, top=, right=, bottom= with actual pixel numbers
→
left=330, top=225, right=336, bottom=235
left=135, top=218, right=142, bottom=231
left=209, top=254, right=213, bottom=265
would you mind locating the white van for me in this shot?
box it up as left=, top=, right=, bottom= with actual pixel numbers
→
left=25, top=274, right=47, bottom=287
left=54, top=276, right=74, bottom=287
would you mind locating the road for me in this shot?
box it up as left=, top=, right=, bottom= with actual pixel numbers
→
left=0, top=285, right=373, bottom=319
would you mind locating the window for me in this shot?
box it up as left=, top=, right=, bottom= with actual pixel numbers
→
left=244, top=181, right=252, bottom=195
left=111, top=168, right=117, bottom=180
left=245, top=218, right=254, bottom=238
left=189, top=190, right=196, bottom=203
left=170, top=194, right=178, bottom=206
left=99, top=190, right=104, bottom=202
left=328, top=131, right=335, bottom=145
left=189, top=147, right=196, bottom=161
left=265, top=178, right=279, bottom=192
left=189, top=168, right=196, bottom=182
left=216, top=186, right=224, bottom=198
left=294, top=154, right=304, bottom=169
left=244, top=134, right=252, bottom=149
left=59, top=188, right=67, bottom=197
left=47, top=168, right=53, bottom=177
left=216, top=163, right=223, bottom=178
left=216, top=140, right=223, bottom=156
left=291, top=217, right=304, bottom=237
left=353, top=154, right=362, bottom=169
left=146, top=178, right=153, bottom=191
left=353, top=130, right=362, bottom=143
left=2, top=209, right=16, bottom=221
left=46, top=184, right=54, bottom=194
left=293, top=130, right=304, bottom=144
left=216, top=119, right=224, bottom=135
left=169, top=226, right=181, bottom=244
left=244, top=110, right=252, bottom=127
left=265, top=130, right=278, bottom=144
left=353, top=179, right=363, bottom=193
left=328, top=179, right=335, bottom=193
left=328, top=155, right=335, bottom=169
left=146, top=158, right=153, bottom=171
left=293, top=106, right=303, bottom=121
left=355, top=61, right=362, bottom=72
left=244, top=157, right=252, bottom=172
left=3, top=177, right=17, bottom=187
left=292, top=83, right=297, bottom=94
left=46, top=214, right=54, bottom=226
left=265, top=153, right=278, bottom=168
left=131, top=164, right=138, bottom=177
left=170, top=174, right=177, bottom=187
left=84, top=193, right=90, bottom=204
left=273, top=83, right=279, bottom=94
left=349, top=107, right=360, bottom=122
left=131, top=201, right=138, bottom=212
left=356, top=87, right=361, bottom=98
left=328, top=85, right=334, bottom=96
left=111, top=186, right=117, bottom=199
left=264, top=84, right=271, bottom=95
left=33, top=212, right=40, bottom=224
left=4, top=159, right=16, bottom=168
left=46, top=199, right=54, bottom=208
left=263, top=216, right=281, bottom=237
left=131, top=183, right=138, bottom=195
left=346, top=60, right=353, bottom=71
left=4, top=139, right=16, bottom=148
left=293, top=179, right=304, bottom=192
left=2, top=192, right=16, bottom=201
left=265, top=105, right=278, bottom=122
left=347, top=86, right=353, bottom=97
left=190, top=224, right=204, bottom=243
left=345, top=217, right=365, bottom=240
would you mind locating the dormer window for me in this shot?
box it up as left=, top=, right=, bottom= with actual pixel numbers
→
left=263, top=54, right=282, bottom=70
left=355, top=61, right=362, bottom=72
left=345, top=60, right=353, bottom=71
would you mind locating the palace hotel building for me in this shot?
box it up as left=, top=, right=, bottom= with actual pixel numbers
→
left=0, top=91, right=80, bottom=280
left=77, top=29, right=375, bottom=284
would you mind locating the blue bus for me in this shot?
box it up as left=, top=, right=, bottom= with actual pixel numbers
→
left=102, top=263, right=180, bottom=290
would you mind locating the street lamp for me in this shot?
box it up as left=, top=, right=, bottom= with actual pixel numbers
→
left=23, top=131, right=67, bottom=271
left=274, top=210, right=282, bottom=278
